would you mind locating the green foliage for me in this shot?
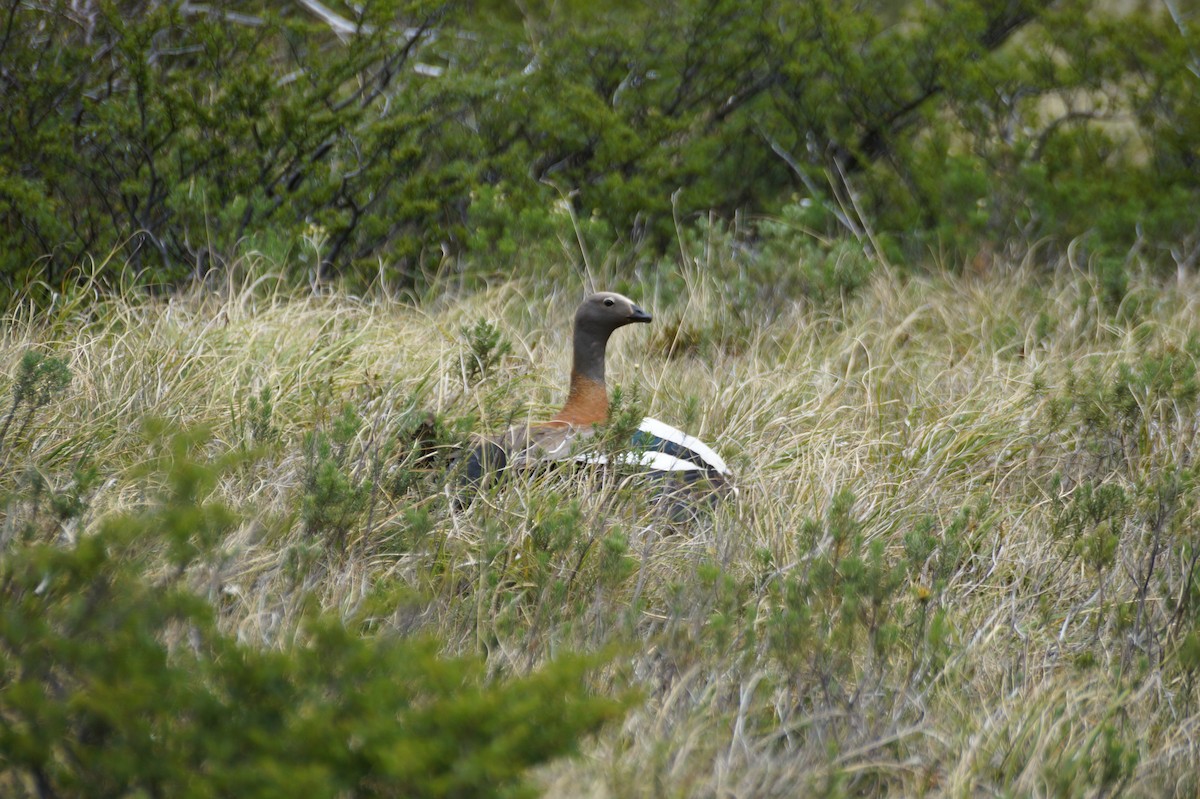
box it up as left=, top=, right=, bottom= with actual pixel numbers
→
left=232, top=384, right=280, bottom=451
left=1047, top=338, right=1200, bottom=475
left=0, top=0, right=470, bottom=289
left=1043, top=719, right=1140, bottom=798
left=757, top=210, right=876, bottom=308
left=301, top=403, right=372, bottom=552
left=461, top=319, right=513, bottom=386
left=0, top=351, right=88, bottom=548
left=0, top=351, right=72, bottom=453
left=1, top=462, right=101, bottom=549
left=0, top=428, right=625, bottom=798
left=1042, top=337, right=1200, bottom=675
left=903, top=504, right=971, bottom=594
left=768, top=490, right=910, bottom=709
left=594, top=384, right=645, bottom=460
left=1052, top=479, right=1129, bottom=598
left=384, top=410, right=466, bottom=499
left=3, top=0, right=1197, bottom=294
left=763, top=488, right=970, bottom=743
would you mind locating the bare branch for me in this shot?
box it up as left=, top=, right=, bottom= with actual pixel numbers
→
left=294, top=0, right=367, bottom=38
left=1029, top=108, right=1106, bottom=162
left=1160, top=0, right=1200, bottom=79
left=179, top=2, right=263, bottom=26
left=758, top=127, right=860, bottom=239
left=830, top=155, right=888, bottom=266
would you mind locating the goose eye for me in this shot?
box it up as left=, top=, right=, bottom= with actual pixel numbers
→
left=603, top=298, right=614, bottom=307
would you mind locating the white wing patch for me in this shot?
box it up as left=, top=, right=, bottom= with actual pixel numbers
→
left=577, top=417, right=731, bottom=475
left=637, top=417, right=730, bottom=474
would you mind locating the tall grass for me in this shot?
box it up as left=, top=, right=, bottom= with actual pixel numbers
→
left=3, top=246, right=1199, bottom=797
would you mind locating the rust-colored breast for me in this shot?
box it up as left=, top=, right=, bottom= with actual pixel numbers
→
left=551, top=373, right=609, bottom=426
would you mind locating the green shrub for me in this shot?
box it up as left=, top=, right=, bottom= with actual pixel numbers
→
left=232, top=384, right=280, bottom=451
left=1043, top=340, right=1200, bottom=675
left=0, top=0, right=472, bottom=290
left=302, top=403, right=372, bottom=553
left=0, top=428, right=626, bottom=798
left=0, top=351, right=72, bottom=458
left=461, top=319, right=513, bottom=387
left=768, top=491, right=906, bottom=709
left=1, top=0, right=1196, bottom=293
left=758, top=207, right=876, bottom=308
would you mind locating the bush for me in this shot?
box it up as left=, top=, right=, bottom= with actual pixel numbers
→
left=0, top=351, right=72, bottom=464
left=0, top=427, right=625, bottom=798
left=1042, top=340, right=1200, bottom=675
left=0, top=0, right=473, bottom=290
left=1, top=0, right=1196, bottom=295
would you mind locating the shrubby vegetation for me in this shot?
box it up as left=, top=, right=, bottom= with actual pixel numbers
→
left=2, top=0, right=1197, bottom=296
left=0, top=421, right=623, bottom=797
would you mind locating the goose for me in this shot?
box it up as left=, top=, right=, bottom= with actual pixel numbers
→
left=463, top=292, right=733, bottom=498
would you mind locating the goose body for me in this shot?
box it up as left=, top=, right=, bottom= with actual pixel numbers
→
left=464, top=292, right=733, bottom=497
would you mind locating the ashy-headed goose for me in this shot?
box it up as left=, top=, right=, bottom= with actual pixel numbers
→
left=464, top=292, right=733, bottom=496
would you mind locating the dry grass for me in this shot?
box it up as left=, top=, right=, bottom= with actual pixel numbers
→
left=3, top=249, right=1200, bottom=797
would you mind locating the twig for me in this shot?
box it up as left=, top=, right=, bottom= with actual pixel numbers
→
left=1160, top=0, right=1200, bottom=79
left=541, top=178, right=594, bottom=288
left=831, top=155, right=889, bottom=267
left=293, top=0, right=369, bottom=38
left=757, top=127, right=860, bottom=238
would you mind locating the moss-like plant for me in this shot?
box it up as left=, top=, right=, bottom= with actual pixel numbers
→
left=0, top=351, right=71, bottom=460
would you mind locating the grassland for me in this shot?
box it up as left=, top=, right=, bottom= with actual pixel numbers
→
left=3, top=245, right=1200, bottom=797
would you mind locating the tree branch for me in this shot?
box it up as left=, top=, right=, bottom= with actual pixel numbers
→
left=848, top=1, right=1048, bottom=171
left=757, top=127, right=860, bottom=239
left=1159, top=0, right=1200, bottom=79
left=294, top=0, right=367, bottom=38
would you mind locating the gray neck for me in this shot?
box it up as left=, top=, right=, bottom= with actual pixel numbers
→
left=572, top=324, right=612, bottom=384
